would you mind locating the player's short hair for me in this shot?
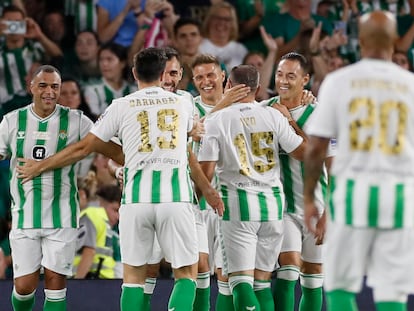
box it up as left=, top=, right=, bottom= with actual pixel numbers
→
left=229, top=65, right=259, bottom=92
left=164, top=46, right=181, bottom=65
left=31, top=65, right=61, bottom=81
left=191, top=54, right=220, bottom=70
left=133, top=47, right=168, bottom=82
left=279, top=52, right=310, bottom=75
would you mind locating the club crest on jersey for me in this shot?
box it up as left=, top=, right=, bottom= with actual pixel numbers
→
left=59, top=130, right=67, bottom=140
left=32, top=146, right=47, bottom=160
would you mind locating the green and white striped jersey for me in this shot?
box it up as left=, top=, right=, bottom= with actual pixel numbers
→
left=308, top=59, right=414, bottom=229
left=83, top=78, right=137, bottom=117
left=198, top=102, right=303, bottom=222
left=261, top=97, right=331, bottom=215
left=193, top=96, right=219, bottom=210
left=65, top=0, right=98, bottom=33
left=0, top=104, right=93, bottom=229
left=0, top=41, right=44, bottom=104
left=91, top=86, right=195, bottom=204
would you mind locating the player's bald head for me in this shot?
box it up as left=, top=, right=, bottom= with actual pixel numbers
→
left=359, top=11, right=397, bottom=53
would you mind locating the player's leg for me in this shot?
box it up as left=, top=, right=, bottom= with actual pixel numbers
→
left=324, top=224, right=372, bottom=311
left=221, top=221, right=262, bottom=310
left=369, top=228, right=414, bottom=311
left=215, top=268, right=233, bottom=311
left=121, top=264, right=147, bottom=311
left=299, top=262, right=323, bottom=311
left=119, top=203, right=155, bottom=311
left=254, top=220, right=283, bottom=311
left=143, top=263, right=159, bottom=311
left=41, top=228, right=77, bottom=311
left=274, top=214, right=302, bottom=311
left=193, top=209, right=211, bottom=311
left=299, top=217, right=324, bottom=311
left=156, top=202, right=198, bottom=311
left=10, top=229, right=42, bottom=311
left=194, top=252, right=210, bottom=311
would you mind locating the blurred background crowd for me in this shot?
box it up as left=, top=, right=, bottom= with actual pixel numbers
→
left=1, top=0, right=414, bottom=280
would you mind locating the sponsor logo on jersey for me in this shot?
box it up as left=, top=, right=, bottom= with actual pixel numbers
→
left=33, top=131, right=51, bottom=140
left=32, top=146, right=47, bottom=160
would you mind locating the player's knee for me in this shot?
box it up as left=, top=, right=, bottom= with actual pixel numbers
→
left=198, top=252, right=210, bottom=273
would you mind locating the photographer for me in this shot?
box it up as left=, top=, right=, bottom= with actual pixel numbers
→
left=0, top=5, right=63, bottom=120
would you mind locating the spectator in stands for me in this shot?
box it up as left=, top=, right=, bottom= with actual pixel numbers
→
left=96, top=0, right=144, bottom=46
left=60, top=76, right=97, bottom=121
left=261, top=0, right=333, bottom=58
left=242, top=26, right=278, bottom=100
left=63, top=30, right=101, bottom=86
left=393, top=49, right=412, bottom=71
left=173, top=18, right=204, bottom=95
left=83, top=42, right=137, bottom=117
left=170, top=0, right=236, bottom=24
left=41, top=10, right=66, bottom=46
left=0, top=0, right=25, bottom=16
left=199, top=1, right=248, bottom=73
left=236, top=0, right=286, bottom=53
left=65, top=0, right=98, bottom=33
left=0, top=5, right=63, bottom=120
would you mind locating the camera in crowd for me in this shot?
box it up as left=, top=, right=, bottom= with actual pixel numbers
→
left=2, top=20, right=26, bottom=35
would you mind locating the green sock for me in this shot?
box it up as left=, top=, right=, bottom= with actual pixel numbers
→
left=326, top=290, right=357, bottom=311
left=11, top=289, right=35, bottom=311
left=274, top=278, right=297, bottom=311
left=43, top=289, right=67, bottom=311
left=215, top=280, right=234, bottom=311
left=143, top=293, right=152, bottom=311
left=120, top=284, right=144, bottom=311
left=194, top=287, right=210, bottom=311
left=255, top=287, right=274, bottom=311
left=193, top=272, right=210, bottom=311
left=143, top=277, right=157, bottom=311
left=43, top=298, right=66, bottom=311
left=232, top=282, right=260, bottom=311
left=216, top=292, right=234, bottom=311
left=168, top=278, right=196, bottom=311
left=299, top=287, right=323, bottom=311
left=376, top=302, right=406, bottom=311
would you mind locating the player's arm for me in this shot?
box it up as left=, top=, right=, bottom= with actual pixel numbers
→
left=188, top=148, right=224, bottom=216
left=17, top=133, right=124, bottom=183
left=304, top=135, right=330, bottom=238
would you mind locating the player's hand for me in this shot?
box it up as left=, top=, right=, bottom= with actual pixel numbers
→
left=271, top=102, right=292, bottom=120
left=304, top=198, right=325, bottom=243
left=16, top=158, right=42, bottom=184
left=25, top=17, right=42, bottom=40
left=203, top=188, right=224, bottom=216
left=301, top=90, right=316, bottom=105
left=214, top=84, right=251, bottom=112
left=314, top=212, right=326, bottom=245
left=189, top=115, right=205, bottom=141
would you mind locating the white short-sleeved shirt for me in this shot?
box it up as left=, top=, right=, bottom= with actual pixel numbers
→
left=198, top=102, right=303, bottom=221
left=307, top=59, right=414, bottom=229
left=0, top=104, right=93, bottom=229
left=91, top=86, right=195, bottom=204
